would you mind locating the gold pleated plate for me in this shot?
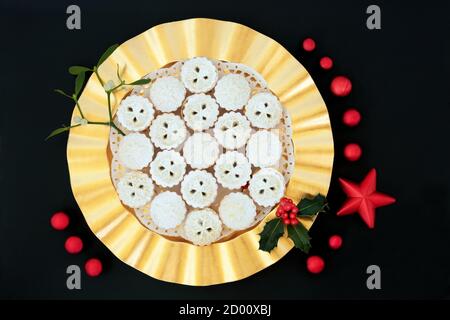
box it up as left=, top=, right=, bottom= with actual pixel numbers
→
left=67, top=18, right=334, bottom=286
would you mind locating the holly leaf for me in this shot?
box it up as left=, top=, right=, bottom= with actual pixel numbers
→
left=68, top=66, right=90, bottom=75
left=128, top=79, right=151, bottom=86
left=287, top=223, right=311, bottom=253
left=258, top=219, right=285, bottom=252
left=97, top=44, right=119, bottom=66
left=74, top=72, right=86, bottom=96
left=297, top=194, right=328, bottom=216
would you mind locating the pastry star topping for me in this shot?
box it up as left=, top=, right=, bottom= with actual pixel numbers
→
left=337, top=169, right=396, bottom=229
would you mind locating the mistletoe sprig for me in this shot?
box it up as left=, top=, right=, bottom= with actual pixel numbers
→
left=259, top=194, right=328, bottom=253
left=46, top=44, right=151, bottom=140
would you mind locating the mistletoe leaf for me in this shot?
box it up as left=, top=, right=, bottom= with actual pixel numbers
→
left=287, top=222, right=311, bottom=253
left=258, top=219, right=285, bottom=252
left=74, top=72, right=86, bottom=96
left=97, top=44, right=119, bottom=66
left=68, top=66, right=90, bottom=75
left=45, top=124, right=80, bottom=140
left=297, top=194, right=328, bottom=216
left=128, top=79, right=151, bottom=86
left=54, top=89, right=71, bottom=98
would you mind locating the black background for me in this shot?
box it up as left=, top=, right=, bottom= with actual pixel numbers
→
left=1, top=0, right=449, bottom=299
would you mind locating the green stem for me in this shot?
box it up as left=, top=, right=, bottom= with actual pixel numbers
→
left=106, top=81, right=126, bottom=94
left=93, top=66, right=105, bottom=86
left=87, top=121, right=110, bottom=125
left=107, top=91, right=113, bottom=121
left=73, top=98, right=85, bottom=119
left=110, top=122, right=125, bottom=135
left=87, top=121, right=124, bottom=135
left=105, top=91, right=125, bottom=135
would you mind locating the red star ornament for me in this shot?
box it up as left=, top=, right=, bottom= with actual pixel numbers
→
left=337, top=169, right=396, bottom=228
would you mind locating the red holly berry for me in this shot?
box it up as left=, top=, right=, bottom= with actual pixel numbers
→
left=291, top=206, right=299, bottom=215
left=302, top=38, right=316, bottom=52
left=281, top=202, right=293, bottom=211
left=306, top=256, right=325, bottom=274
left=85, top=258, right=103, bottom=277
left=283, top=218, right=291, bottom=225
left=342, top=108, right=361, bottom=127
left=331, top=76, right=352, bottom=97
left=65, top=236, right=83, bottom=254
left=344, top=143, right=362, bottom=161
left=291, top=219, right=299, bottom=225
left=329, top=235, right=343, bottom=250
left=289, top=212, right=297, bottom=219
left=320, top=56, right=333, bottom=70
left=281, top=213, right=288, bottom=219
left=50, top=211, right=70, bottom=230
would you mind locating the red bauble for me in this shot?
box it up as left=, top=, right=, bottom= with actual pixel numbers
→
left=331, top=76, right=352, bottom=97
left=344, top=143, right=362, bottom=161
left=306, top=256, right=325, bottom=274
left=85, top=258, right=103, bottom=277
left=337, top=169, right=396, bottom=229
left=302, top=38, right=316, bottom=52
left=329, top=235, right=343, bottom=250
left=50, top=211, right=70, bottom=230
left=320, top=56, right=333, bottom=70
left=65, top=236, right=83, bottom=254
left=342, top=108, right=361, bottom=127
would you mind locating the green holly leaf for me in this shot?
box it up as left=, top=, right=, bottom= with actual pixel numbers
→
left=258, top=219, right=285, bottom=252
left=287, top=223, right=311, bottom=253
left=97, top=44, right=119, bottom=66
left=68, top=66, right=91, bottom=75
left=74, top=72, right=86, bottom=96
left=297, top=194, right=328, bottom=216
left=128, top=78, right=151, bottom=86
